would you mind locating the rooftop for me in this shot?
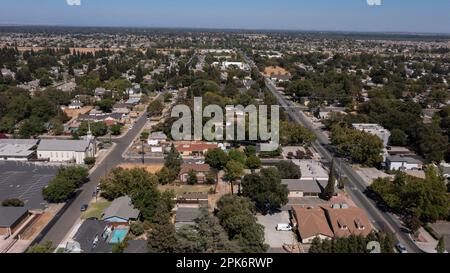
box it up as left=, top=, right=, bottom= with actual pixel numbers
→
left=292, top=206, right=334, bottom=239
left=37, top=139, right=91, bottom=152
left=179, top=164, right=211, bottom=174
left=0, top=207, right=28, bottom=228
left=102, top=196, right=140, bottom=221
left=282, top=179, right=325, bottom=193
left=0, top=139, right=38, bottom=158
left=175, top=207, right=202, bottom=223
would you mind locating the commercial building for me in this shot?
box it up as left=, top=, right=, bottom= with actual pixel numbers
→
left=386, top=155, right=423, bottom=171
left=0, top=139, right=39, bottom=161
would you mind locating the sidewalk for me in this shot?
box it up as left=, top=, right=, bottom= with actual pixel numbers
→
left=414, top=227, right=439, bottom=253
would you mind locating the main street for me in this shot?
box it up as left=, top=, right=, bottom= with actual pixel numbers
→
left=37, top=94, right=166, bottom=247
left=264, top=78, right=422, bottom=253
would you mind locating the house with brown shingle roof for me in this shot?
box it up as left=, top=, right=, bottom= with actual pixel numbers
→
left=291, top=206, right=334, bottom=244
left=174, top=142, right=219, bottom=158
left=323, top=206, right=372, bottom=238
left=179, top=164, right=212, bottom=183
left=291, top=204, right=373, bottom=243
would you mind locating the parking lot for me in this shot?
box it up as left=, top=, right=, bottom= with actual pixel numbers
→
left=257, top=211, right=295, bottom=252
left=0, top=161, right=59, bottom=209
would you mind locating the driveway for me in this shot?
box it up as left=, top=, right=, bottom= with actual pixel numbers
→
left=257, top=211, right=295, bottom=251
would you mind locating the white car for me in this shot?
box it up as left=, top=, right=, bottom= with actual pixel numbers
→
left=276, top=224, right=292, bottom=231
left=396, top=243, right=408, bottom=254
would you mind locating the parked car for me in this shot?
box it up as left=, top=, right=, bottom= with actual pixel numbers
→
left=276, top=224, right=292, bottom=231
left=80, top=204, right=89, bottom=212
left=396, top=243, right=408, bottom=254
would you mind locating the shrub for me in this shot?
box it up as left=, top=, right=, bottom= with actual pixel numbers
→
left=2, top=198, right=25, bottom=207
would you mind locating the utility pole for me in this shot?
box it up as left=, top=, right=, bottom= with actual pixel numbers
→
left=141, top=140, right=145, bottom=164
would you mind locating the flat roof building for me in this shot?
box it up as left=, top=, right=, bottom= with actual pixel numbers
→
left=0, top=139, right=39, bottom=161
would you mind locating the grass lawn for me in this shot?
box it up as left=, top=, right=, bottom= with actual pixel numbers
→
left=82, top=200, right=111, bottom=220
left=158, top=184, right=213, bottom=196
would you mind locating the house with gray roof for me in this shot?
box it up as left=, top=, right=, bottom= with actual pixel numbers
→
left=37, top=139, right=95, bottom=164
left=102, top=196, right=140, bottom=223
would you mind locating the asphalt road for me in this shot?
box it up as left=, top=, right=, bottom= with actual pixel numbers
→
left=37, top=110, right=152, bottom=246
left=265, top=78, right=421, bottom=253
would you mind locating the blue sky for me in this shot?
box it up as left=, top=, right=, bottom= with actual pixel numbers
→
left=0, top=0, right=449, bottom=33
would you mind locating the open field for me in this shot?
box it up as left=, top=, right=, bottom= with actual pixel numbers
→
left=117, top=163, right=164, bottom=174
left=63, top=106, right=94, bottom=119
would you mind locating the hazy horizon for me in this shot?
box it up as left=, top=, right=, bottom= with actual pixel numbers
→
left=0, top=0, right=449, bottom=34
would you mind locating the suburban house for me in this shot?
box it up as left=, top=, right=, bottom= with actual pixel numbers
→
left=179, top=164, right=212, bottom=183
left=282, top=179, right=327, bottom=198
left=112, top=103, right=131, bottom=115
left=386, top=155, right=423, bottom=171
left=174, top=142, right=219, bottom=157
left=0, top=207, right=29, bottom=238
left=175, top=207, right=202, bottom=230
left=147, top=131, right=168, bottom=146
left=68, top=100, right=84, bottom=110
left=67, top=219, right=112, bottom=253
left=291, top=206, right=334, bottom=244
left=37, top=139, right=95, bottom=164
left=102, top=196, right=140, bottom=224
left=0, top=139, right=39, bottom=161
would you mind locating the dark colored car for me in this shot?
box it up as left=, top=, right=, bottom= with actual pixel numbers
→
left=80, top=204, right=89, bottom=212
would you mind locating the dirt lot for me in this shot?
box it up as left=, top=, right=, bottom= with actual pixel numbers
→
left=63, top=106, right=93, bottom=119
left=264, top=66, right=291, bottom=76
left=117, top=163, right=164, bottom=174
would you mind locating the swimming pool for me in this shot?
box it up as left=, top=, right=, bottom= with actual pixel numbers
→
left=109, top=229, right=128, bottom=244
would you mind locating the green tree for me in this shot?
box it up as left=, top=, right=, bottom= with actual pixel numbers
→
left=96, top=99, right=114, bottom=113
left=241, top=168, right=289, bottom=214
left=436, top=237, right=446, bottom=253
left=147, top=99, right=164, bottom=116
left=320, top=159, right=336, bottom=201
left=109, top=124, right=122, bottom=136
left=216, top=195, right=268, bottom=253
left=187, top=170, right=198, bottom=185
left=147, top=205, right=177, bottom=253
left=2, top=198, right=25, bottom=207
left=276, top=161, right=301, bottom=179
left=223, top=160, right=245, bottom=195
left=331, top=125, right=383, bottom=167
left=245, top=155, right=261, bottom=172
left=26, top=241, right=55, bottom=253
left=228, top=149, right=246, bottom=165
left=205, top=148, right=229, bottom=171
left=389, top=129, right=408, bottom=146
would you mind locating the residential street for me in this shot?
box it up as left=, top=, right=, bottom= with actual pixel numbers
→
left=36, top=110, right=152, bottom=247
